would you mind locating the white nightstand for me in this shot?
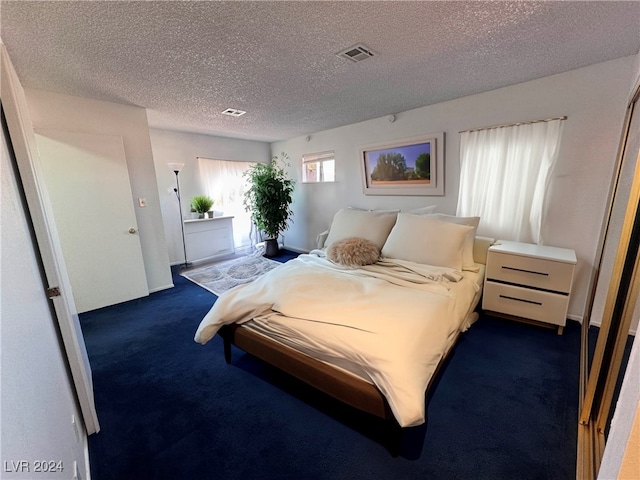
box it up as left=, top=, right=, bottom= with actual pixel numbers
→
left=482, top=240, right=577, bottom=334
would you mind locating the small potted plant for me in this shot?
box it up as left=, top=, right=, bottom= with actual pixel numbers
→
left=191, top=195, right=214, bottom=219
left=243, top=153, right=295, bottom=256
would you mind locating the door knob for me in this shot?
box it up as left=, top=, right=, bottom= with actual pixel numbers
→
left=129, top=228, right=137, bottom=234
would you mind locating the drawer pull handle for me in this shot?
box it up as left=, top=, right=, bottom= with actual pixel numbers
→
left=499, top=294, right=542, bottom=306
left=501, top=266, right=549, bottom=276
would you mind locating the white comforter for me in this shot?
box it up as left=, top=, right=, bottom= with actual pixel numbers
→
left=194, top=253, right=482, bottom=427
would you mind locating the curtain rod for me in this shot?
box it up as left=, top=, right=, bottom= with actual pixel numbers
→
left=459, top=116, right=567, bottom=134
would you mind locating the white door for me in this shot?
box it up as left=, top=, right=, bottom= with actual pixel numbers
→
left=34, top=130, right=149, bottom=313
left=1, top=45, right=99, bottom=433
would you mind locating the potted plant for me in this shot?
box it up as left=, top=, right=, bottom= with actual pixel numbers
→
left=243, top=153, right=295, bottom=257
left=191, top=195, right=214, bottom=219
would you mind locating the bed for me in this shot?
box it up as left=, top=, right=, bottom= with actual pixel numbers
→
left=195, top=208, right=493, bottom=450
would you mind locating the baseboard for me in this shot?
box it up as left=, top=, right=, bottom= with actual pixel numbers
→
left=566, top=314, right=637, bottom=335
left=568, top=313, right=584, bottom=324
left=283, top=245, right=310, bottom=254
left=589, top=319, right=637, bottom=336
left=149, top=283, right=174, bottom=293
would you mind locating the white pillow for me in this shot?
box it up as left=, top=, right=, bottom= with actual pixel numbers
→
left=427, top=214, right=480, bottom=270
left=324, top=208, right=398, bottom=250
left=381, top=213, right=473, bottom=270
left=404, top=205, right=437, bottom=215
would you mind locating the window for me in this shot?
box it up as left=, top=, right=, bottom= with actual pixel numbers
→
left=456, top=117, right=565, bottom=244
left=197, top=157, right=256, bottom=248
left=302, top=151, right=335, bottom=183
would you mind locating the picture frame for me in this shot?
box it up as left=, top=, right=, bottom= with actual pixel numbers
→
left=360, top=132, right=444, bottom=196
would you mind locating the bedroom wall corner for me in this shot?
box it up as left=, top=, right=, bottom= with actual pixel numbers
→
left=596, top=47, right=640, bottom=480
left=271, top=55, right=637, bottom=323
left=148, top=128, right=270, bottom=265
left=588, top=49, right=640, bottom=334
left=22, top=88, right=173, bottom=293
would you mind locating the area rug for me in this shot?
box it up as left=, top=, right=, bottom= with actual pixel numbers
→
left=180, top=255, right=281, bottom=296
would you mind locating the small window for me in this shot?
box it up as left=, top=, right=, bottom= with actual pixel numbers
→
left=302, top=151, right=335, bottom=183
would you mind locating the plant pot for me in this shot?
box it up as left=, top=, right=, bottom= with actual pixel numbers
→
left=264, top=238, right=279, bottom=257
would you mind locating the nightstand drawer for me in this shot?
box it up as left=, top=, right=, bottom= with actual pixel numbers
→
left=483, top=281, right=569, bottom=326
left=486, top=251, right=575, bottom=293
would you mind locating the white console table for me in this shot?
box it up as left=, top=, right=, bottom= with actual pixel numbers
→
left=184, top=216, right=235, bottom=264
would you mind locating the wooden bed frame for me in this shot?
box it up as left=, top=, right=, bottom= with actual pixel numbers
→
left=219, top=323, right=395, bottom=420
left=216, top=237, right=492, bottom=455
left=218, top=321, right=466, bottom=456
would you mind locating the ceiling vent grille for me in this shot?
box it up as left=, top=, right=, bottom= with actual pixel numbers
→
left=222, top=108, right=246, bottom=117
left=336, top=44, right=375, bottom=63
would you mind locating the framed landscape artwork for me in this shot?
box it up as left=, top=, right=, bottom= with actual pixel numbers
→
left=360, top=132, right=444, bottom=195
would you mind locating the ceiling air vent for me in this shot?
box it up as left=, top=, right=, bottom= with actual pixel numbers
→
left=222, top=108, right=246, bottom=117
left=336, top=44, right=375, bottom=63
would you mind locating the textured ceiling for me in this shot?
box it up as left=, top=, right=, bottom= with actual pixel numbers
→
left=1, top=1, right=639, bottom=142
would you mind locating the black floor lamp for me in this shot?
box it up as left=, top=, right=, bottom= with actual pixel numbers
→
left=168, top=162, right=190, bottom=269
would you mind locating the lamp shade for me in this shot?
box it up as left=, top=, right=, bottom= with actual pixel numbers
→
left=168, top=162, right=185, bottom=173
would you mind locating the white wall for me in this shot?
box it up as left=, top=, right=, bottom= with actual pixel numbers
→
left=149, top=128, right=270, bottom=264
left=23, top=89, right=173, bottom=293
left=272, top=55, right=637, bottom=322
left=590, top=54, right=640, bottom=334
left=1, top=122, right=89, bottom=479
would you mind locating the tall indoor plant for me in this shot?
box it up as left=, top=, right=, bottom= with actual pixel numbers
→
left=243, top=153, right=295, bottom=257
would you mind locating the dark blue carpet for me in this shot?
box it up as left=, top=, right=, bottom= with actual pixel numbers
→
left=80, top=251, right=580, bottom=480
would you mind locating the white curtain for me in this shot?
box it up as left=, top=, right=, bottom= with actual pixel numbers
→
left=456, top=118, right=565, bottom=244
left=197, top=157, right=256, bottom=249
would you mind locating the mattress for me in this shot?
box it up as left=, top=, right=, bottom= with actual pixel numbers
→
left=242, top=263, right=485, bottom=385
left=195, top=254, right=485, bottom=426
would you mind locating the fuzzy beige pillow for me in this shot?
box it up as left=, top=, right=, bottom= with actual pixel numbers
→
left=326, top=237, right=380, bottom=268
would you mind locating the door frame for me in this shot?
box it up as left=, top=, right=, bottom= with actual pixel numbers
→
left=1, top=45, right=99, bottom=434
left=577, top=76, right=640, bottom=479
